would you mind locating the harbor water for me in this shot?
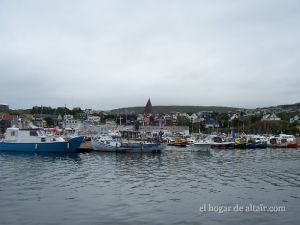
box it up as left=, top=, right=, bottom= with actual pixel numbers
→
left=1, top=147, right=300, bottom=225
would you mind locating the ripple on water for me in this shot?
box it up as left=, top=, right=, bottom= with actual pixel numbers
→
left=0, top=148, right=300, bottom=225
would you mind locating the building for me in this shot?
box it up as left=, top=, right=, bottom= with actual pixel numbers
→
left=261, top=113, right=281, bottom=121
left=204, top=118, right=220, bottom=128
left=139, top=125, right=189, bottom=136
left=0, top=114, right=17, bottom=133
left=86, top=116, right=101, bottom=123
left=290, top=115, right=300, bottom=123
left=141, top=98, right=153, bottom=125
left=0, top=104, right=9, bottom=112
left=63, top=114, right=80, bottom=129
left=144, top=98, right=153, bottom=115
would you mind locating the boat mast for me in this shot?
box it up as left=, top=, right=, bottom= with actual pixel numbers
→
left=41, top=105, right=43, bottom=128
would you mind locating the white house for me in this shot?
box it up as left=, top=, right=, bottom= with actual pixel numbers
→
left=261, top=113, right=281, bottom=121
left=63, top=118, right=80, bottom=129
left=290, top=115, right=300, bottom=123
left=229, top=113, right=239, bottom=121
left=86, top=116, right=101, bottom=123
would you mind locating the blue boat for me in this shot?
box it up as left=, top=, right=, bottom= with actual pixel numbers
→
left=0, top=127, right=84, bottom=153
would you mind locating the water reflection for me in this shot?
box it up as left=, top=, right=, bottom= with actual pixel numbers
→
left=0, top=147, right=300, bottom=225
left=0, top=151, right=80, bottom=161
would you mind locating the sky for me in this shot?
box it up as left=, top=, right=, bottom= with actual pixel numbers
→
left=0, top=0, right=299, bottom=110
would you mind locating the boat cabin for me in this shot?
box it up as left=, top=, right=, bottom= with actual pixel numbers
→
left=4, top=127, right=49, bottom=143
left=120, top=130, right=142, bottom=140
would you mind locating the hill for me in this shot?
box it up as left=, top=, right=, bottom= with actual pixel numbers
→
left=110, top=105, right=241, bottom=114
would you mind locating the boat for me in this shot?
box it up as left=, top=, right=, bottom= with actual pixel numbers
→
left=246, top=135, right=267, bottom=149
left=234, top=135, right=267, bottom=149
left=186, top=136, right=195, bottom=145
left=91, top=130, right=166, bottom=153
left=234, top=138, right=247, bottom=149
left=91, top=135, right=128, bottom=152
left=268, top=134, right=298, bottom=148
left=209, top=135, right=235, bottom=149
left=0, top=127, right=84, bottom=153
left=190, top=140, right=211, bottom=152
left=280, top=134, right=298, bottom=148
left=252, top=136, right=268, bottom=148
left=168, top=136, right=188, bottom=147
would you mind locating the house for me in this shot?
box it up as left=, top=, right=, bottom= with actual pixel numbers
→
left=84, top=109, right=94, bottom=115
left=86, top=116, right=101, bottom=123
left=204, top=118, right=220, bottom=128
left=0, top=114, right=18, bottom=133
left=197, top=112, right=212, bottom=121
left=163, top=114, right=175, bottom=126
left=261, top=113, right=281, bottom=121
left=189, top=113, right=198, bottom=123
left=32, top=114, right=58, bottom=121
left=290, top=115, right=300, bottom=123
left=139, top=125, right=190, bottom=136
left=63, top=115, right=80, bottom=129
left=0, top=104, right=9, bottom=112
left=229, top=113, right=240, bottom=121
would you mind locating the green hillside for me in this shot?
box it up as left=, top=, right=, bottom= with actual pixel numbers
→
left=110, top=105, right=241, bottom=114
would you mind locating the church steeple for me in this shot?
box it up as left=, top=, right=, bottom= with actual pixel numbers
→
left=144, top=98, right=152, bottom=115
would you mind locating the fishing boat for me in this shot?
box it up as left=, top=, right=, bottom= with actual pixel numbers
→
left=268, top=134, right=298, bottom=148
left=234, top=135, right=267, bottom=149
left=245, top=135, right=267, bottom=149
left=91, top=130, right=166, bottom=153
left=91, top=135, right=125, bottom=152
left=234, top=138, right=247, bottom=149
left=210, top=135, right=235, bottom=149
left=190, top=140, right=211, bottom=152
left=0, top=127, right=84, bottom=153
left=168, top=136, right=188, bottom=147
left=252, top=135, right=268, bottom=148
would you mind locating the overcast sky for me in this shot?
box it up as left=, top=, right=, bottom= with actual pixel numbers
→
left=0, top=0, right=299, bottom=110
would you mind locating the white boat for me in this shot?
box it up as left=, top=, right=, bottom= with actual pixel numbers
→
left=91, top=135, right=126, bottom=152
left=91, top=130, right=167, bottom=153
left=190, top=140, right=211, bottom=152
left=268, top=134, right=298, bottom=148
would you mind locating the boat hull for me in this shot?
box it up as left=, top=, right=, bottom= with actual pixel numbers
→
left=269, top=143, right=298, bottom=148
left=0, top=136, right=84, bottom=153
left=118, top=142, right=166, bottom=153
left=211, top=142, right=235, bottom=149
left=190, top=143, right=211, bottom=152
left=168, top=143, right=187, bottom=147
left=287, top=143, right=298, bottom=148
left=234, top=143, right=247, bottom=149
left=92, top=140, right=166, bottom=153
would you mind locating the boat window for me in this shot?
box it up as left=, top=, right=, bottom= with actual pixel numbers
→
left=281, top=139, right=287, bottom=144
left=11, top=131, right=16, bottom=136
left=213, top=136, right=222, bottom=143
left=41, top=137, right=46, bottom=142
left=30, top=130, right=38, bottom=136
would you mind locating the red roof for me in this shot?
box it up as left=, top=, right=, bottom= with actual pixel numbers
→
left=1, top=114, right=18, bottom=121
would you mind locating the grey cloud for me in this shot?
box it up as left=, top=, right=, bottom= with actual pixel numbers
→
left=0, top=0, right=299, bottom=109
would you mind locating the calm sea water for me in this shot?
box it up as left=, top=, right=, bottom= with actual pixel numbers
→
left=1, top=147, right=300, bottom=225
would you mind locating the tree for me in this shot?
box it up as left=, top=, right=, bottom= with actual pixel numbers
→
left=44, top=117, right=54, bottom=127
